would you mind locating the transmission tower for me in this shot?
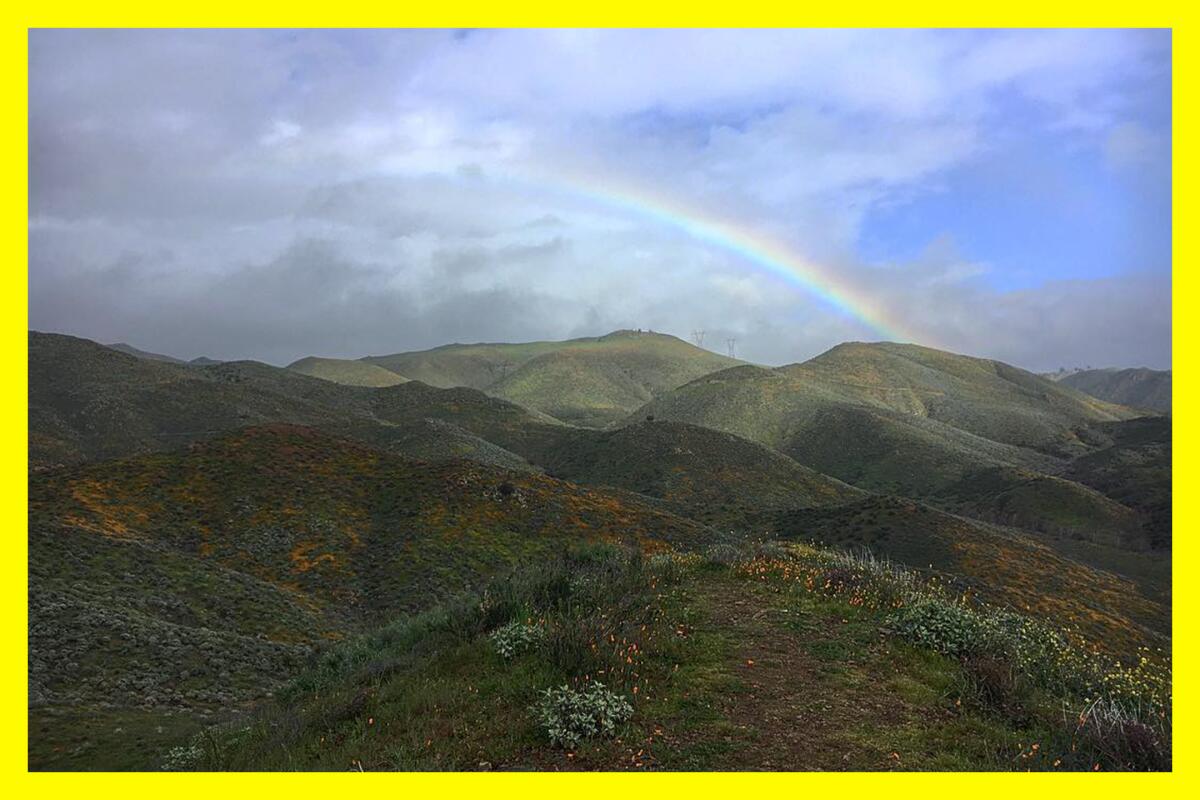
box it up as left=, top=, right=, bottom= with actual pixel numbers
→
left=726, top=338, right=737, bottom=359
left=691, top=329, right=706, bottom=348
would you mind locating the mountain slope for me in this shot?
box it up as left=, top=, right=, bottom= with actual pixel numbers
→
left=287, top=356, right=409, bottom=387
left=29, top=332, right=563, bottom=469
left=530, top=419, right=863, bottom=527
left=364, top=330, right=742, bottom=427
left=29, top=424, right=721, bottom=767
left=631, top=342, right=1150, bottom=546
left=1058, top=368, right=1171, bottom=412
left=106, top=342, right=185, bottom=363
left=772, top=497, right=1167, bottom=651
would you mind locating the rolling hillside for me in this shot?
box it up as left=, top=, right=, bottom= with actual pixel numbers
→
left=107, top=342, right=185, bottom=363
left=630, top=342, right=1155, bottom=548
left=27, top=331, right=1173, bottom=772
left=1056, top=368, right=1171, bottom=412
left=29, top=425, right=720, bottom=769
left=530, top=420, right=863, bottom=528
left=31, top=332, right=1165, bottom=554
left=363, top=330, right=742, bottom=427
left=29, top=332, right=564, bottom=469
left=771, top=497, right=1168, bottom=651
left=287, top=356, right=409, bottom=387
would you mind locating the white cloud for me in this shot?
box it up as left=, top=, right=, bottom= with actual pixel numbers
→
left=27, top=29, right=1171, bottom=370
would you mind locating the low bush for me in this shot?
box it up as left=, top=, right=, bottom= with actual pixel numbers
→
left=886, top=597, right=989, bottom=658
left=532, top=682, right=634, bottom=750
left=489, top=620, right=545, bottom=659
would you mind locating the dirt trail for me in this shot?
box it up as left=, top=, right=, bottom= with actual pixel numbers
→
left=685, top=576, right=924, bottom=770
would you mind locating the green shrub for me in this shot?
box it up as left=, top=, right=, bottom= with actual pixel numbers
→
left=886, top=597, right=989, bottom=657
left=489, top=620, right=545, bottom=659
left=532, top=682, right=634, bottom=749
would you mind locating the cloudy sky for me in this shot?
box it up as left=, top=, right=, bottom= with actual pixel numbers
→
left=29, top=29, right=1171, bottom=370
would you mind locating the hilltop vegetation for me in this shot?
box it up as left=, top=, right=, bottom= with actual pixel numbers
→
left=632, top=342, right=1165, bottom=552
left=287, top=356, right=409, bottom=387
left=361, top=330, right=742, bottom=428
left=772, top=497, right=1167, bottom=652
left=107, top=342, right=185, bottom=363
left=162, top=545, right=1169, bottom=772
left=640, top=342, right=1135, bottom=456
left=1056, top=368, right=1171, bottom=413
left=531, top=420, right=863, bottom=528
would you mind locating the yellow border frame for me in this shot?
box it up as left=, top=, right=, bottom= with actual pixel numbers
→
left=2, top=8, right=1189, bottom=795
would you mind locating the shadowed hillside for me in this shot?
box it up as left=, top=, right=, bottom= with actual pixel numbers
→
left=1064, top=417, right=1172, bottom=550
left=1056, top=368, right=1171, bottom=413
left=29, top=332, right=561, bottom=469
left=107, top=342, right=185, bottom=363
left=530, top=419, right=863, bottom=528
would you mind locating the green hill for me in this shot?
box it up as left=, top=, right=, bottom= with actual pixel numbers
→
left=1057, top=368, right=1171, bottom=412
left=364, top=330, right=742, bottom=427
left=631, top=343, right=1152, bottom=548
left=287, top=356, right=409, bottom=387
left=29, top=332, right=562, bottom=469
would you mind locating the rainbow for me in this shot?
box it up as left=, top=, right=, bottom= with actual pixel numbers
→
left=505, top=165, right=932, bottom=347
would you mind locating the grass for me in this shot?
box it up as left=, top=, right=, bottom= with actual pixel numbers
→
left=160, top=541, right=1169, bottom=772
left=361, top=329, right=741, bottom=428
left=772, top=497, right=1169, bottom=653
left=286, top=356, right=409, bottom=387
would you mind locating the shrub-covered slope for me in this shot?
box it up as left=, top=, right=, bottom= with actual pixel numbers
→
left=287, top=356, right=409, bottom=387
left=637, top=342, right=1135, bottom=458
left=143, top=546, right=1169, bottom=772
left=631, top=342, right=1157, bottom=548
left=531, top=420, right=863, bottom=528
left=772, top=497, right=1168, bottom=651
left=1057, top=368, right=1171, bottom=413
left=363, top=330, right=742, bottom=427
left=29, top=332, right=560, bottom=469
left=28, top=426, right=721, bottom=769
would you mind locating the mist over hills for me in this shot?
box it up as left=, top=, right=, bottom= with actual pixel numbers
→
left=28, top=328, right=1171, bottom=770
